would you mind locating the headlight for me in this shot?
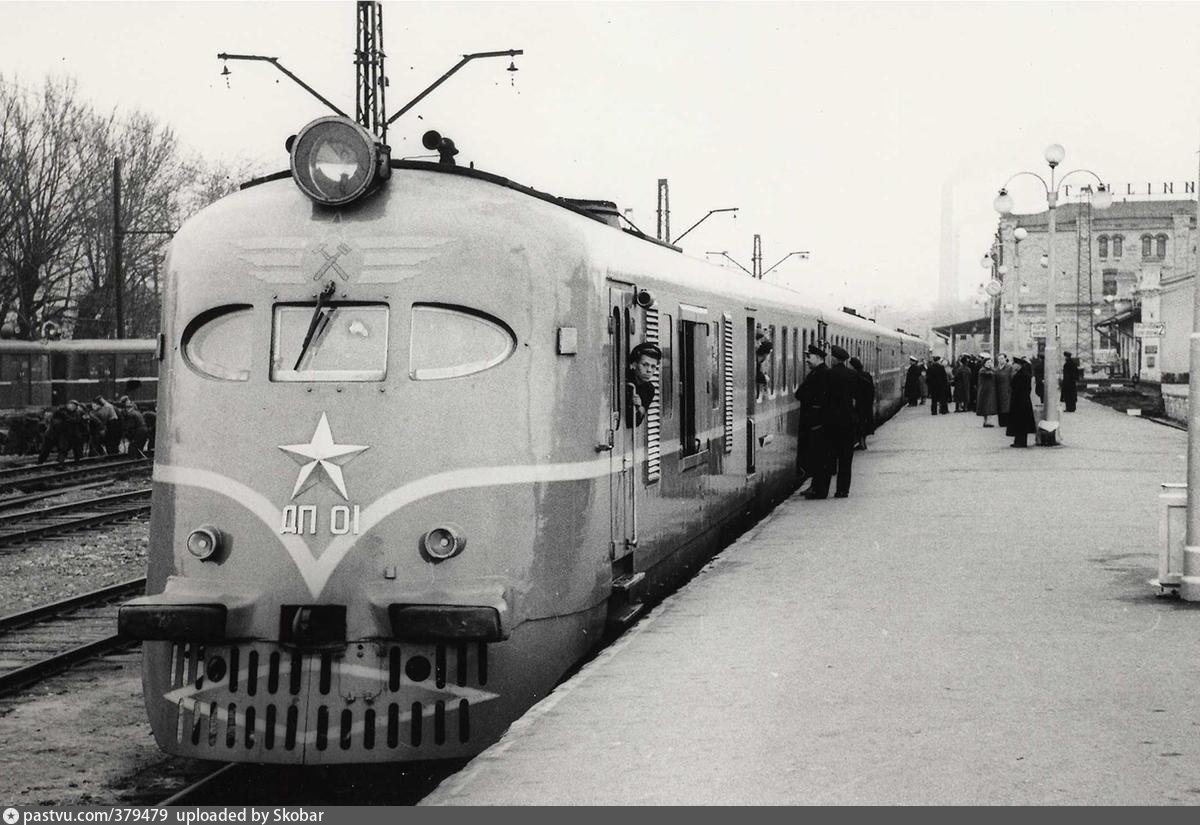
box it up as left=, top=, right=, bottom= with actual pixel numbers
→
left=290, top=116, right=387, bottom=206
left=421, top=523, right=466, bottom=561
left=186, top=526, right=223, bottom=562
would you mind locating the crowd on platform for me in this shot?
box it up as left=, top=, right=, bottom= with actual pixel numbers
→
left=904, top=351, right=1082, bottom=447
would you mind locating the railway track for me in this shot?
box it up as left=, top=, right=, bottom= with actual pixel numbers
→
left=0, top=577, right=145, bottom=696
left=0, top=456, right=152, bottom=493
left=0, top=487, right=152, bottom=547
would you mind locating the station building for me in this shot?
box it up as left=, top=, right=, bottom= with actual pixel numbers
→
left=992, top=197, right=1198, bottom=384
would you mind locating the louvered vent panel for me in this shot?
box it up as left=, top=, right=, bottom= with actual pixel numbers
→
left=644, top=307, right=662, bottom=482
left=723, top=315, right=734, bottom=453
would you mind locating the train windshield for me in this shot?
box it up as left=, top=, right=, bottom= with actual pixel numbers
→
left=271, top=302, right=389, bottom=381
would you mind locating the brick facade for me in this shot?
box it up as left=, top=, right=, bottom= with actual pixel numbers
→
left=995, top=199, right=1198, bottom=377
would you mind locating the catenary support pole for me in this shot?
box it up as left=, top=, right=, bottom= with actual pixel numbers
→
left=1181, top=147, right=1200, bottom=601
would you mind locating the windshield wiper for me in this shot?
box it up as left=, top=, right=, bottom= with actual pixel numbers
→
left=293, top=280, right=338, bottom=370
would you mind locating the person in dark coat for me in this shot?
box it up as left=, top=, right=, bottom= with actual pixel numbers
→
left=849, top=356, right=875, bottom=449
left=1062, top=351, right=1080, bottom=412
left=795, top=343, right=833, bottom=497
left=904, top=356, right=922, bottom=406
left=953, top=357, right=972, bottom=412
left=925, top=355, right=950, bottom=415
left=38, top=401, right=85, bottom=464
left=968, top=356, right=981, bottom=411
left=975, top=355, right=998, bottom=427
left=825, top=345, right=860, bottom=498
left=995, top=353, right=1014, bottom=428
left=1006, top=356, right=1038, bottom=447
left=120, top=397, right=150, bottom=458
left=1032, top=355, right=1045, bottom=403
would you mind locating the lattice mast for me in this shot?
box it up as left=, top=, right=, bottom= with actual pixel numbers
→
left=356, top=1, right=387, bottom=141
left=657, top=179, right=670, bottom=242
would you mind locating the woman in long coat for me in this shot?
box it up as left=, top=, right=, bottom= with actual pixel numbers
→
left=975, top=356, right=999, bottom=427
left=994, top=353, right=1014, bottom=428
left=952, top=358, right=971, bottom=412
left=1006, top=356, right=1038, bottom=447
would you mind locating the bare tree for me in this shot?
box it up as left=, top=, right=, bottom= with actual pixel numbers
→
left=0, top=76, right=92, bottom=338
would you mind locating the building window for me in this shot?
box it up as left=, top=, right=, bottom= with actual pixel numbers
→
left=1113, top=235, right=1123, bottom=257
left=1156, top=234, right=1167, bottom=258
left=1097, top=235, right=1108, bottom=258
left=1102, top=269, right=1118, bottom=298
left=1142, top=234, right=1152, bottom=258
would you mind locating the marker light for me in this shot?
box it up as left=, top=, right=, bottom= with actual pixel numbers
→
left=421, top=524, right=466, bottom=561
left=290, top=116, right=388, bottom=206
left=186, top=526, right=223, bottom=561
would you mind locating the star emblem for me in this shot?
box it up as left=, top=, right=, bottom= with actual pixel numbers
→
left=278, top=413, right=369, bottom=500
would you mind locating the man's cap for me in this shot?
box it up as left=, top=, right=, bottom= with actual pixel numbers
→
left=1013, top=356, right=1029, bottom=364
left=908, top=355, right=918, bottom=362
left=1063, top=351, right=1072, bottom=358
left=848, top=356, right=863, bottom=370
left=829, top=344, right=850, bottom=361
left=806, top=343, right=827, bottom=358
left=979, top=351, right=992, bottom=360
left=630, top=342, right=662, bottom=361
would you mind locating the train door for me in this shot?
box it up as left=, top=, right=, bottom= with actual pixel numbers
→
left=607, top=284, right=637, bottom=560
left=745, top=315, right=757, bottom=475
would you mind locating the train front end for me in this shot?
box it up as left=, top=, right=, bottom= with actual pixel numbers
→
left=121, top=119, right=610, bottom=763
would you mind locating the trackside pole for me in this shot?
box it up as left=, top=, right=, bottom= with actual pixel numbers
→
left=1182, top=149, right=1200, bottom=601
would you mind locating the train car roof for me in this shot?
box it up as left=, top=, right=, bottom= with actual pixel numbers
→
left=238, top=162, right=923, bottom=346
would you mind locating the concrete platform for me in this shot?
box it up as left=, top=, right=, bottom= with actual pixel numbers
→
left=424, top=400, right=1200, bottom=805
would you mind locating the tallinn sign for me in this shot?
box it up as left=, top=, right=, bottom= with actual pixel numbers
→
left=1061, top=181, right=1197, bottom=199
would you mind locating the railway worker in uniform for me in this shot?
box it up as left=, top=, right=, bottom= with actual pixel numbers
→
left=626, top=342, right=662, bottom=428
left=1007, top=356, right=1038, bottom=448
left=94, top=395, right=120, bottom=456
left=795, top=343, right=833, bottom=497
left=120, top=397, right=150, bottom=458
left=848, top=356, right=875, bottom=450
left=826, top=345, right=860, bottom=498
left=1062, top=351, right=1080, bottom=413
left=925, top=355, right=949, bottom=415
left=1032, top=354, right=1046, bottom=403
left=995, top=353, right=1014, bottom=428
left=904, top=356, right=922, bottom=406
left=84, top=402, right=106, bottom=456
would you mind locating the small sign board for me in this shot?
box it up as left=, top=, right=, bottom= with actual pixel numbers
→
left=1029, top=322, right=1058, bottom=338
left=985, top=279, right=1003, bottom=297
left=1094, top=348, right=1117, bottom=365
left=1134, top=322, right=1166, bottom=338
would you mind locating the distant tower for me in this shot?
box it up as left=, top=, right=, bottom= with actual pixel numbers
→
left=356, top=1, right=387, bottom=140
left=656, top=179, right=670, bottom=242
left=939, top=176, right=958, bottom=306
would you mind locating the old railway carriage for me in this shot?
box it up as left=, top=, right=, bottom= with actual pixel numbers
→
left=120, top=116, right=926, bottom=764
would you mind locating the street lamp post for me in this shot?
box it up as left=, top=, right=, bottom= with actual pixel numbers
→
left=993, top=144, right=1111, bottom=445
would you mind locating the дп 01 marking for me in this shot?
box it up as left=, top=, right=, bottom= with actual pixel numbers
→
left=120, top=115, right=927, bottom=763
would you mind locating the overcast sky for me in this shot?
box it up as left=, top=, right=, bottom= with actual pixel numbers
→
left=4, top=1, right=1200, bottom=316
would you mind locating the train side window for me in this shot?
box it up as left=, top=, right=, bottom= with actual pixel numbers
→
left=407, top=304, right=515, bottom=381
left=660, top=314, right=673, bottom=418
left=182, top=304, right=253, bottom=381
left=680, top=318, right=707, bottom=457
left=781, top=328, right=788, bottom=392
left=768, top=325, right=777, bottom=396
left=709, top=322, right=720, bottom=411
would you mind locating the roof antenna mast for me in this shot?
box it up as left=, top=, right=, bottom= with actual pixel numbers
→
left=356, top=1, right=388, bottom=142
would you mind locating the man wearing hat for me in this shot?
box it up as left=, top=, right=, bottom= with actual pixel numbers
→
left=795, top=343, right=833, bottom=497
left=825, top=344, right=860, bottom=498
left=627, top=342, right=662, bottom=428
left=904, top=356, right=922, bottom=406
left=926, top=355, right=949, bottom=415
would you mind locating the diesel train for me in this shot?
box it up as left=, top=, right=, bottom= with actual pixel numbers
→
left=119, top=115, right=928, bottom=764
